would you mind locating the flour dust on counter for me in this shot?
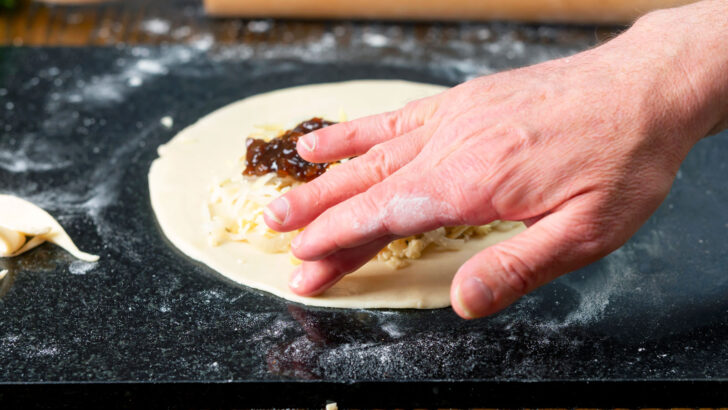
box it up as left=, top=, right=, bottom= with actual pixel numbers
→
left=149, top=80, right=525, bottom=309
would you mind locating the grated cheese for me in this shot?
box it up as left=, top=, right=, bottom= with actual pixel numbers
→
left=205, top=122, right=512, bottom=268
left=206, top=162, right=302, bottom=253
left=376, top=223, right=502, bottom=269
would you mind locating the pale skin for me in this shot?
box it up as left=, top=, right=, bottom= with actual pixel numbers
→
left=264, top=0, right=728, bottom=319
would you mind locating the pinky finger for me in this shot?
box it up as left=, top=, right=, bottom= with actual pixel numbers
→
left=289, top=236, right=397, bottom=296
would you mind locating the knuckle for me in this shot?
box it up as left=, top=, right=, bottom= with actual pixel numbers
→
left=490, top=246, right=536, bottom=295
left=300, top=170, right=350, bottom=208
left=327, top=160, right=368, bottom=189
left=381, top=110, right=404, bottom=136
left=561, top=205, right=616, bottom=255
left=303, top=175, right=330, bottom=201
left=573, top=220, right=619, bottom=257
left=493, top=122, right=540, bottom=154
left=574, top=221, right=609, bottom=252
left=341, top=121, right=357, bottom=142
left=363, top=143, right=397, bottom=181
left=403, top=97, right=438, bottom=127
left=377, top=97, right=437, bottom=139
left=543, top=210, right=613, bottom=261
left=426, top=175, right=474, bottom=225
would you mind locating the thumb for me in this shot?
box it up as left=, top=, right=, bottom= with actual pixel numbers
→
left=450, top=200, right=611, bottom=319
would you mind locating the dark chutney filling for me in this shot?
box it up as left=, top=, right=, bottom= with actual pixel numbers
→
left=243, top=117, right=336, bottom=182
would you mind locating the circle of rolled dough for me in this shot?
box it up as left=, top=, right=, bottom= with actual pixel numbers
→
left=148, top=80, right=524, bottom=309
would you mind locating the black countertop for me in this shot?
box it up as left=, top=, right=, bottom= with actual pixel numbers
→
left=0, top=34, right=727, bottom=408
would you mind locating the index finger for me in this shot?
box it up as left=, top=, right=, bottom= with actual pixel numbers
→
left=297, top=96, right=440, bottom=163
left=290, top=172, right=461, bottom=261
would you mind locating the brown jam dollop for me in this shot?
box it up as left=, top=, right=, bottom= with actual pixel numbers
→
left=243, top=117, right=336, bottom=182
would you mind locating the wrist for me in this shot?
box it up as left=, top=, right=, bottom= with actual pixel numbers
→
left=626, top=1, right=728, bottom=142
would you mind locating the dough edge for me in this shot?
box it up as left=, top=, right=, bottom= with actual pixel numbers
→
left=148, top=80, right=525, bottom=309
left=0, top=194, right=99, bottom=262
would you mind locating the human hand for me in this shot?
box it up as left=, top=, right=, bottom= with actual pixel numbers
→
left=264, top=3, right=728, bottom=319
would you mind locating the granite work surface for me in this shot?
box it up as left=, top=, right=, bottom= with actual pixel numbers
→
left=0, top=42, right=727, bottom=406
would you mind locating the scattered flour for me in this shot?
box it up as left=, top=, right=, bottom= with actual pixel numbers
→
left=32, top=346, right=60, bottom=357
left=0, top=135, right=73, bottom=173
left=541, top=227, right=668, bottom=328
left=46, top=46, right=202, bottom=111
left=210, top=22, right=585, bottom=84
left=160, top=116, right=174, bottom=128
left=0, top=29, right=624, bottom=381
left=362, top=32, right=389, bottom=47
left=172, top=26, right=193, bottom=39
left=69, top=260, right=97, bottom=275
left=136, top=59, right=168, bottom=75
left=191, top=34, right=214, bottom=51
left=247, top=20, right=272, bottom=33
left=381, top=322, right=404, bottom=338
left=141, top=18, right=171, bottom=35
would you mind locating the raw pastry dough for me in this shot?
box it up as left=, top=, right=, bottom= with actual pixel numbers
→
left=148, top=80, right=525, bottom=308
left=0, top=195, right=99, bottom=262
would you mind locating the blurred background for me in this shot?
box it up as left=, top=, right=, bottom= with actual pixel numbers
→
left=0, top=0, right=695, bottom=48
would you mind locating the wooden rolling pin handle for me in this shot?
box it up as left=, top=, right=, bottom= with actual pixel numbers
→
left=204, top=0, right=697, bottom=24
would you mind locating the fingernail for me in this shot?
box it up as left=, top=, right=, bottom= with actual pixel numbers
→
left=265, top=197, right=289, bottom=225
left=291, top=232, right=303, bottom=249
left=298, top=133, right=316, bottom=152
left=290, top=267, right=304, bottom=289
left=456, top=276, right=493, bottom=319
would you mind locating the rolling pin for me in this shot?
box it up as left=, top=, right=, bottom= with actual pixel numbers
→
left=203, top=0, right=697, bottom=24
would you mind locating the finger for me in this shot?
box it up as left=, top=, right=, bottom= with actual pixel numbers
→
left=264, top=128, right=429, bottom=232
left=289, top=170, right=467, bottom=261
left=296, top=96, right=438, bottom=163
left=289, top=235, right=396, bottom=296
left=450, top=198, right=612, bottom=319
